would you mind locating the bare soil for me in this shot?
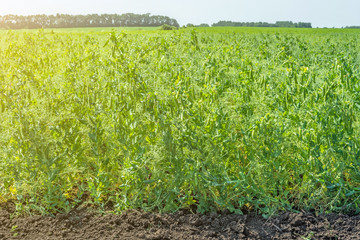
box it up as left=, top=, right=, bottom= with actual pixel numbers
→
left=1, top=201, right=359, bottom=239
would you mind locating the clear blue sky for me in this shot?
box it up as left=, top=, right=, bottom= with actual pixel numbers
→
left=0, top=0, right=359, bottom=28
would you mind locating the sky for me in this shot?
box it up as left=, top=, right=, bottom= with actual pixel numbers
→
left=0, top=0, right=359, bottom=28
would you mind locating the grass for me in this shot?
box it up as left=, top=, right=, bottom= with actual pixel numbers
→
left=0, top=27, right=359, bottom=216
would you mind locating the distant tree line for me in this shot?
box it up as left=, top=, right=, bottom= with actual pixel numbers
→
left=212, top=21, right=312, bottom=28
left=344, top=26, right=360, bottom=29
left=184, top=23, right=210, bottom=28
left=0, top=13, right=179, bottom=29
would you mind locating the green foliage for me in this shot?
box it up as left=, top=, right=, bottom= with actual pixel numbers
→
left=213, top=20, right=312, bottom=28
left=197, top=23, right=210, bottom=27
left=160, top=24, right=177, bottom=31
left=0, top=13, right=180, bottom=29
left=0, top=28, right=360, bottom=215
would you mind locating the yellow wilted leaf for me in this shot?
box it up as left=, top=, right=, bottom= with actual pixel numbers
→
left=9, top=186, right=17, bottom=195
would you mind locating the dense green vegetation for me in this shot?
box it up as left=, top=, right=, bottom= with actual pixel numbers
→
left=345, top=26, right=360, bottom=29
left=0, top=28, right=360, bottom=216
left=0, top=13, right=180, bottom=29
left=212, top=21, right=312, bottom=28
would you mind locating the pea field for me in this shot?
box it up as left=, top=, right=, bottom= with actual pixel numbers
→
left=1, top=27, right=360, bottom=217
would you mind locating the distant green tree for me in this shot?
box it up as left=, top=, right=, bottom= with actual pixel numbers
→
left=161, top=24, right=177, bottom=30
left=197, top=23, right=209, bottom=27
